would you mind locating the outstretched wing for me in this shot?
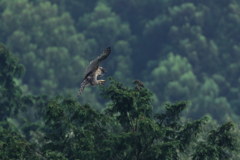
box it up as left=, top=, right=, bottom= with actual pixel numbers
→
left=83, top=47, right=111, bottom=78
left=77, top=79, right=90, bottom=96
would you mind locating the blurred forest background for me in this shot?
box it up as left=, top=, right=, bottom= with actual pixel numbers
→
left=1, top=0, right=240, bottom=124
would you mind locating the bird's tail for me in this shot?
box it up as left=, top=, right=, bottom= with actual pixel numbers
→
left=77, top=79, right=89, bottom=96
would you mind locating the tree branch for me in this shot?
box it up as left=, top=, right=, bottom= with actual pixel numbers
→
left=128, top=115, right=135, bottom=132
left=159, top=115, right=167, bottom=126
left=32, top=148, right=48, bottom=159
left=96, top=122, right=124, bottom=160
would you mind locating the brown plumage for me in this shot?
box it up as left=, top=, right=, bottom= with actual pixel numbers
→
left=78, top=47, right=111, bottom=96
left=133, top=80, right=145, bottom=88
left=133, top=80, right=145, bottom=91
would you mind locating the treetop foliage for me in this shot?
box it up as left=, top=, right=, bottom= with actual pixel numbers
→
left=1, top=74, right=238, bottom=159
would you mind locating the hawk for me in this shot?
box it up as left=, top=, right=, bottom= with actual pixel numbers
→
left=78, top=47, right=111, bottom=96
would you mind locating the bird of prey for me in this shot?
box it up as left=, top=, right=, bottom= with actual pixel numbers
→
left=77, top=47, right=111, bottom=96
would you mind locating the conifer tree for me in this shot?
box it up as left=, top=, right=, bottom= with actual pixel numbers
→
left=40, top=77, right=239, bottom=159
left=0, top=43, right=48, bottom=159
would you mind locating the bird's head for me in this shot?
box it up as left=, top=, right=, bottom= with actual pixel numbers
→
left=99, top=67, right=106, bottom=74
left=98, top=80, right=105, bottom=85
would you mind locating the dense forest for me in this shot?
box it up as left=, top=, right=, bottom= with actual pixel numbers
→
left=1, top=0, right=240, bottom=159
